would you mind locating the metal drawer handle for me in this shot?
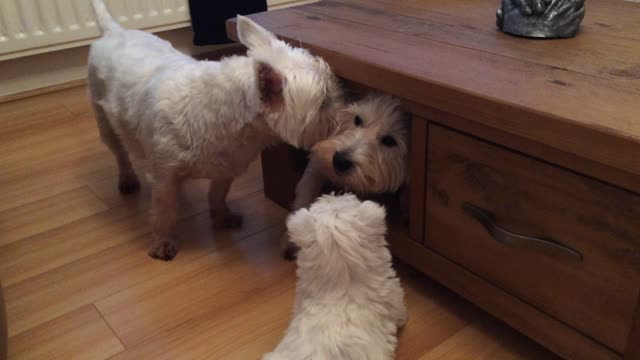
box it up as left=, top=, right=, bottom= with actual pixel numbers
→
left=462, top=203, right=583, bottom=262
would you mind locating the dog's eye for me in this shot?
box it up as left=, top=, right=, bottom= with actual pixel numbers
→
left=381, top=135, right=397, bottom=147
left=354, top=115, right=363, bottom=127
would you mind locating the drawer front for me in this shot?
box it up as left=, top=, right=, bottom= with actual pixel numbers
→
left=425, top=125, right=640, bottom=352
left=408, top=115, right=428, bottom=243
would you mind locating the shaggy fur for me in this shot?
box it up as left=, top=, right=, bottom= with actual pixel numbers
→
left=311, top=95, right=409, bottom=195
left=264, top=194, right=407, bottom=360
left=88, top=0, right=343, bottom=260
left=282, top=95, right=409, bottom=259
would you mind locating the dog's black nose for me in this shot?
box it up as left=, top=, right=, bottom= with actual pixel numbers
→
left=332, top=152, right=354, bottom=174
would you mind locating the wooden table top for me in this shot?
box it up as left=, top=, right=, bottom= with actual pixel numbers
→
left=227, top=0, right=640, bottom=178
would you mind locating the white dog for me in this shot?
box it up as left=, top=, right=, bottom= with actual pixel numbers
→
left=265, top=194, right=407, bottom=360
left=88, top=0, right=343, bottom=260
left=282, top=95, right=409, bottom=259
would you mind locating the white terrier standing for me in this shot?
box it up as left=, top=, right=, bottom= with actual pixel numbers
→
left=88, top=0, right=343, bottom=260
left=264, top=194, right=407, bottom=360
left=283, top=95, right=409, bottom=259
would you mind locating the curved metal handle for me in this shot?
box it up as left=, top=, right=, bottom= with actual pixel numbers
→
left=462, top=203, right=583, bottom=261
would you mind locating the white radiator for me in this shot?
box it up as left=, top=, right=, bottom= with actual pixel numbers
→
left=0, top=0, right=191, bottom=61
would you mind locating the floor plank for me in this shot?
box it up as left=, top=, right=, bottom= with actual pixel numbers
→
left=395, top=267, right=478, bottom=360
left=0, top=100, right=72, bottom=140
left=8, top=305, right=124, bottom=360
left=0, top=206, right=147, bottom=287
left=0, top=136, right=111, bottom=186
left=109, top=272, right=295, bottom=360
left=0, top=112, right=94, bottom=155
left=0, top=174, right=87, bottom=213
left=0, top=110, right=111, bottom=186
left=0, top=162, right=263, bottom=287
left=418, top=318, right=558, bottom=360
left=56, top=86, right=93, bottom=116
left=4, top=191, right=286, bottom=337
left=97, top=226, right=292, bottom=349
left=0, top=187, right=109, bottom=247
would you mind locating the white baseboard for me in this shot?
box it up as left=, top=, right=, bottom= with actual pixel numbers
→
left=0, top=27, right=229, bottom=99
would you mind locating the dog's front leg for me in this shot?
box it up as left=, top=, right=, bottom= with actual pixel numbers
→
left=148, top=176, right=180, bottom=261
left=209, top=178, right=242, bottom=228
left=281, top=161, right=326, bottom=260
left=291, top=161, right=326, bottom=212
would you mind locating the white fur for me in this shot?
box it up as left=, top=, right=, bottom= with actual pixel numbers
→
left=88, top=0, right=343, bottom=260
left=311, top=95, right=409, bottom=195
left=238, top=19, right=344, bottom=149
left=294, top=94, right=409, bottom=212
left=265, top=194, right=407, bottom=360
left=282, top=95, right=409, bottom=259
left=89, top=7, right=337, bottom=179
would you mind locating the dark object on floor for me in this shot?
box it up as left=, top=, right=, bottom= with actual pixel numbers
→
left=189, top=0, right=268, bottom=45
left=496, top=0, right=585, bottom=38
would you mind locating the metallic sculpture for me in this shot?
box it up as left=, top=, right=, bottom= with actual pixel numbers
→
left=497, top=0, right=586, bottom=38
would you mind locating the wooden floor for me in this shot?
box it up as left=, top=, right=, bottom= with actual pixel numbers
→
left=0, top=87, right=558, bottom=359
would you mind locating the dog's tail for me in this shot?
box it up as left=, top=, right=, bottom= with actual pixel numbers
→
left=91, top=0, right=121, bottom=34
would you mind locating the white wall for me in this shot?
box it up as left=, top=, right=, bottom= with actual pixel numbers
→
left=0, top=0, right=317, bottom=99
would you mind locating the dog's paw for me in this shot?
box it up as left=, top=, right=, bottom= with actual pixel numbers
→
left=148, top=240, right=178, bottom=261
left=282, top=244, right=299, bottom=261
left=211, top=211, right=243, bottom=229
left=118, top=179, right=141, bottom=195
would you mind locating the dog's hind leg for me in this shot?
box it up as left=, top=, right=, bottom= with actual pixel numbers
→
left=209, top=177, right=243, bottom=228
left=92, top=104, right=141, bottom=194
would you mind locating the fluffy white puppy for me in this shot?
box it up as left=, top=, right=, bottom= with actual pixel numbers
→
left=264, top=194, right=407, bottom=360
left=88, top=0, right=343, bottom=260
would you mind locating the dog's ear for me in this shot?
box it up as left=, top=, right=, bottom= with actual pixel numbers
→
left=255, top=60, right=285, bottom=112
left=236, top=15, right=276, bottom=49
left=357, top=200, right=387, bottom=232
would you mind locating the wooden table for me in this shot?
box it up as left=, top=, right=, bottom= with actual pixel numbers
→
left=227, top=1, right=640, bottom=359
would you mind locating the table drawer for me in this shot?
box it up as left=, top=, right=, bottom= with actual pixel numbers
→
left=425, top=125, right=640, bottom=353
